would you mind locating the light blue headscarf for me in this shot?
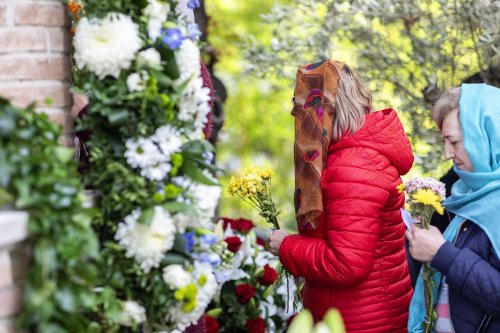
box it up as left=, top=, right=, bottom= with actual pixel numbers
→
left=408, top=83, right=500, bottom=332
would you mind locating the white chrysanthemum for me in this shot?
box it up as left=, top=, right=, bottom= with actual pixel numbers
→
left=144, top=0, right=170, bottom=40
left=138, top=48, right=162, bottom=67
left=115, top=206, right=176, bottom=273
left=163, top=264, right=193, bottom=289
left=166, top=264, right=217, bottom=330
left=178, top=77, right=212, bottom=132
left=141, top=161, right=172, bottom=181
left=127, top=72, right=149, bottom=92
left=172, top=212, right=191, bottom=233
left=154, top=124, right=183, bottom=156
left=144, top=0, right=170, bottom=20
left=175, top=39, right=201, bottom=83
left=74, top=13, right=142, bottom=79
left=125, top=137, right=161, bottom=169
left=190, top=183, right=221, bottom=227
left=120, top=300, right=146, bottom=326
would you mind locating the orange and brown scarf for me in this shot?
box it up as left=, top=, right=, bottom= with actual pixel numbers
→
left=292, top=59, right=344, bottom=230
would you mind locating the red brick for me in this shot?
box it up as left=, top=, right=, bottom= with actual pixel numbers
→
left=0, top=252, right=13, bottom=289
left=14, top=2, right=68, bottom=27
left=0, top=83, right=71, bottom=108
left=0, top=286, right=22, bottom=317
left=0, top=27, right=45, bottom=52
left=50, top=28, right=70, bottom=52
left=0, top=4, right=7, bottom=26
left=0, top=57, right=70, bottom=81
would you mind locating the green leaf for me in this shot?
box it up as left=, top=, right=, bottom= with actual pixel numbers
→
left=55, top=289, right=76, bottom=312
left=107, top=109, right=130, bottom=125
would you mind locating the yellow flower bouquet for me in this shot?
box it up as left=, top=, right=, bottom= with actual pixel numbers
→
left=227, top=167, right=280, bottom=229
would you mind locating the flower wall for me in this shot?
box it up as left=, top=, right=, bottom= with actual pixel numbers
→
left=69, top=0, right=225, bottom=331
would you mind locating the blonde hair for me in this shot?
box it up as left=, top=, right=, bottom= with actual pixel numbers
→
left=332, top=65, right=372, bottom=142
left=432, top=87, right=461, bottom=130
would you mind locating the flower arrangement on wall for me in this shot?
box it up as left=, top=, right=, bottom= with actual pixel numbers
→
left=68, top=0, right=228, bottom=331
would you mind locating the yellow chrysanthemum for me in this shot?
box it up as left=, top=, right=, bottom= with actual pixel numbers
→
left=412, top=189, right=443, bottom=210
left=396, top=183, right=405, bottom=193
left=433, top=202, right=445, bottom=215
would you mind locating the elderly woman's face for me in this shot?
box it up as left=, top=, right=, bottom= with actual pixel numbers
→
left=441, top=109, right=473, bottom=171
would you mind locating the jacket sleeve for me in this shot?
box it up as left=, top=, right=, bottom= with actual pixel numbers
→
left=279, top=155, right=393, bottom=286
left=432, top=241, right=500, bottom=316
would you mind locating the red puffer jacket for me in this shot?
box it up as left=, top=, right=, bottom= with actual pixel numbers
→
left=280, top=108, right=414, bottom=333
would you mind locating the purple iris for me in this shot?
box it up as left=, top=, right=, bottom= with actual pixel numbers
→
left=183, top=232, right=196, bottom=252
left=187, top=0, right=200, bottom=9
left=161, top=28, right=184, bottom=50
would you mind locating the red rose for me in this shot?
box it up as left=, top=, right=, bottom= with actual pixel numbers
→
left=235, top=284, right=256, bottom=304
left=234, top=218, right=254, bottom=232
left=222, top=217, right=254, bottom=233
left=245, top=317, right=266, bottom=333
left=256, top=237, right=266, bottom=247
left=205, top=315, right=220, bottom=333
left=224, top=236, right=242, bottom=253
left=257, top=264, right=278, bottom=286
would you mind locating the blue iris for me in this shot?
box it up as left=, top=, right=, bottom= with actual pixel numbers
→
left=161, top=28, right=184, bottom=50
left=183, top=232, right=196, bottom=252
left=187, top=0, right=200, bottom=9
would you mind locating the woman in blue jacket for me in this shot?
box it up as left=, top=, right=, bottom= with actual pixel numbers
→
left=406, top=83, right=500, bottom=333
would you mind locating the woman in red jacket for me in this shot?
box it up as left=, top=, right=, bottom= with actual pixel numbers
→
left=269, top=60, right=414, bottom=332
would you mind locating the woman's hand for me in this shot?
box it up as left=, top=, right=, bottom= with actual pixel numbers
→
left=405, top=225, right=446, bottom=262
left=269, top=229, right=289, bottom=256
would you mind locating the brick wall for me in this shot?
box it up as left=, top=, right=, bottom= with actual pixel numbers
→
left=0, top=0, right=73, bottom=144
left=0, top=1, right=71, bottom=332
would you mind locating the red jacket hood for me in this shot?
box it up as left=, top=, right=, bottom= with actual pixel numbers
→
left=329, top=108, right=414, bottom=175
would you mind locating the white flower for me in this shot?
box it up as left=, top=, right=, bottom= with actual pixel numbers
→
left=144, top=0, right=170, bottom=20
left=144, top=0, right=170, bottom=40
left=172, top=212, right=191, bottom=233
left=127, top=72, right=149, bottom=92
left=166, top=264, right=217, bottom=330
left=175, top=39, right=201, bottom=84
left=178, top=78, right=212, bottom=132
left=120, top=300, right=146, bottom=326
left=259, top=296, right=277, bottom=318
left=147, top=18, right=164, bottom=41
left=154, top=124, right=183, bottom=156
left=74, top=13, right=142, bottom=79
left=138, top=48, right=162, bottom=67
left=125, top=137, right=161, bottom=169
left=163, top=264, right=193, bottom=289
left=141, top=161, right=172, bottom=181
left=115, top=206, right=176, bottom=273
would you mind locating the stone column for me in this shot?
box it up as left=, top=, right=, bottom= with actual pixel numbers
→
left=0, top=0, right=73, bottom=144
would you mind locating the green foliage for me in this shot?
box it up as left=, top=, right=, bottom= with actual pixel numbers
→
left=0, top=98, right=100, bottom=332
left=244, top=0, right=499, bottom=172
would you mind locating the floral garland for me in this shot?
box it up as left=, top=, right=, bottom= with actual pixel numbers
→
left=68, top=0, right=229, bottom=331
left=205, top=217, right=301, bottom=333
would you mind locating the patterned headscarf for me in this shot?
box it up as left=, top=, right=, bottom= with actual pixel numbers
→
left=292, top=59, right=344, bottom=231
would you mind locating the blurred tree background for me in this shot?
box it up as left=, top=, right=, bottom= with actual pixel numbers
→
left=206, top=0, right=500, bottom=229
